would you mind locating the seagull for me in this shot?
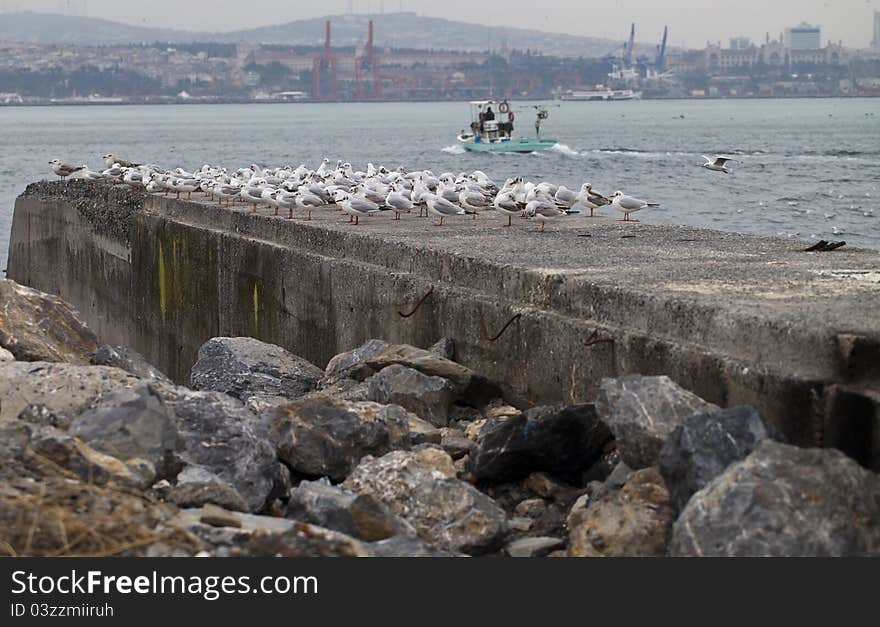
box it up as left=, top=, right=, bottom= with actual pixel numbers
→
left=458, top=189, right=491, bottom=221
left=295, top=191, right=324, bottom=221
left=425, top=193, right=466, bottom=226
left=49, top=159, right=85, bottom=181
left=494, top=190, right=521, bottom=227
left=576, top=183, right=611, bottom=218
left=103, top=153, right=139, bottom=169
left=611, top=191, right=659, bottom=222
left=336, top=191, right=380, bottom=225
left=702, top=155, right=734, bottom=174
left=386, top=186, right=414, bottom=220
left=526, top=199, right=575, bottom=232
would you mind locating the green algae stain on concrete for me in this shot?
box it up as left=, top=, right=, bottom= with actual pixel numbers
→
left=158, top=241, right=168, bottom=321
left=252, top=281, right=260, bottom=335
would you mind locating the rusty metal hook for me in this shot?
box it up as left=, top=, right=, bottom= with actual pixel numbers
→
left=584, top=329, right=614, bottom=348
left=486, top=313, right=521, bottom=342
left=398, top=286, right=434, bottom=318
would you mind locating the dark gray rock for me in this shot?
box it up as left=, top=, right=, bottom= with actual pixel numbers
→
left=597, top=375, right=718, bottom=469
left=168, top=467, right=250, bottom=512
left=286, top=479, right=413, bottom=541
left=365, top=344, right=502, bottom=408
left=670, top=441, right=880, bottom=557
left=343, top=449, right=507, bottom=555
left=370, top=535, right=459, bottom=557
left=367, top=364, right=456, bottom=427
left=505, top=536, right=565, bottom=557
left=91, top=345, right=171, bottom=384
left=468, top=403, right=613, bottom=483
left=17, top=404, right=71, bottom=430
left=69, top=384, right=182, bottom=480
left=428, top=337, right=456, bottom=360
left=268, top=398, right=412, bottom=482
left=169, top=390, right=283, bottom=512
left=321, top=339, right=390, bottom=385
left=0, top=278, right=97, bottom=364
left=190, top=337, right=322, bottom=402
left=441, top=434, right=475, bottom=460
left=604, top=461, right=633, bottom=490
left=659, top=405, right=779, bottom=514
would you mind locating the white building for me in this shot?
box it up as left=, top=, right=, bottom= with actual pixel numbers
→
left=785, top=23, right=821, bottom=50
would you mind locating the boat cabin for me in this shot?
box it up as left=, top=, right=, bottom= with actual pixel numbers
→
left=460, top=100, right=516, bottom=144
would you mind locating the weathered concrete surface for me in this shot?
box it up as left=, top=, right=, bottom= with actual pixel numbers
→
left=7, top=181, right=880, bottom=465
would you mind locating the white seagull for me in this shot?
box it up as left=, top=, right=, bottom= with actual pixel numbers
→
left=702, top=155, right=734, bottom=174
left=49, top=159, right=85, bottom=181
left=611, top=191, right=660, bottom=222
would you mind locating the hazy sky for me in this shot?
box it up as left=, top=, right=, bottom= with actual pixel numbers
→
left=3, top=0, right=877, bottom=48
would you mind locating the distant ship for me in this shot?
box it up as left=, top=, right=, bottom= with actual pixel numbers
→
left=456, top=100, right=559, bottom=153
left=560, top=88, right=642, bottom=101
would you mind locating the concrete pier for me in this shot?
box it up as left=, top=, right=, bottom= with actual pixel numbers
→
left=7, top=181, right=880, bottom=467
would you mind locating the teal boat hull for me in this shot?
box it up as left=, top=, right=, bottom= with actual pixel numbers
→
left=462, top=138, right=558, bottom=153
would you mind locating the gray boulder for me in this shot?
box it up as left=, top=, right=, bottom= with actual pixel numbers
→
left=597, top=375, right=718, bottom=469
left=69, top=384, right=182, bottom=480
left=670, top=441, right=880, bottom=557
left=286, top=479, right=413, bottom=541
left=343, top=448, right=507, bottom=554
left=169, top=390, right=283, bottom=512
left=268, top=398, right=412, bottom=482
left=367, top=364, right=456, bottom=427
left=659, top=405, right=779, bottom=514
left=321, top=339, right=390, bottom=385
left=190, top=337, right=322, bottom=402
left=469, top=403, right=613, bottom=483
left=91, top=345, right=171, bottom=384
left=0, top=278, right=97, bottom=364
left=0, top=362, right=141, bottom=420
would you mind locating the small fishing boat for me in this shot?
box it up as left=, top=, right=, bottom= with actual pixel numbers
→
left=456, top=100, right=558, bottom=153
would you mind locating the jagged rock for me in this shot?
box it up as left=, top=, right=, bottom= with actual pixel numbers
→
left=406, top=414, right=443, bottom=445
left=268, top=398, right=412, bottom=482
left=370, top=535, right=458, bottom=557
left=301, top=378, right=371, bottom=403
left=428, top=337, right=456, bottom=360
left=670, top=441, right=880, bottom=557
left=659, top=405, right=778, bottom=514
left=0, top=362, right=141, bottom=420
left=167, top=468, right=250, bottom=513
left=198, top=504, right=243, bottom=528
left=29, top=426, right=156, bottom=490
left=321, top=339, right=390, bottom=385
left=91, top=344, right=171, bottom=383
left=0, top=347, right=13, bottom=362
left=367, top=364, right=456, bottom=427
left=0, top=279, right=97, bottom=364
left=366, top=344, right=502, bottom=407
left=169, top=390, right=282, bottom=512
left=597, top=375, right=718, bottom=469
left=604, top=462, right=633, bottom=490
left=342, top=449, right=506, bottom=554
left=69, top=384, right=182, bottom=480
left=190, top=337, right=322, bottom=402
left=441, top=434, right=475, bottom=460
left=568, top=467, right=673, bottom=557
left=286, top=479, right=413, bottom=541
left=17, top=404, right=71, bottom=430
left=469, top=403, right=613, bottom=483
left=515, top=498, right=547, bottom=518
left=506, top=536, right=565, bottom=557
left=172, top=507, right=370, bottom=557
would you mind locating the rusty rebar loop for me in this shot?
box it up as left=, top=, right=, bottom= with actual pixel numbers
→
left=486, top=313, right=522, bottom=342
left=398, top=286, right=434, bottom=318
left=584, top=329, right=614, bottom=348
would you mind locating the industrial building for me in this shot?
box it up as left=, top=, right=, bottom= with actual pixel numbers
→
left=785, top=23, right=821, bottom=50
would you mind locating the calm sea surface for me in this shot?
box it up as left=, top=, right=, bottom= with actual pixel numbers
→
left=2, top=99, right=879, bottom=272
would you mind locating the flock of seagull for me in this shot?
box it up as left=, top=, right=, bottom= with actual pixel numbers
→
left=48, top=153, right=674, bottom=230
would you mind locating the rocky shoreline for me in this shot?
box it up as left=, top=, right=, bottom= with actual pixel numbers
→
left=1, top=277, right=878, bottom=557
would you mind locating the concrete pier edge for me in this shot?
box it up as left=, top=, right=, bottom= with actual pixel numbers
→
left=7, top=180, right=880, bottom=469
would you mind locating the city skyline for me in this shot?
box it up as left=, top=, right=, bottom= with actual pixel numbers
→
left=0, top=0, right=877, bottom=49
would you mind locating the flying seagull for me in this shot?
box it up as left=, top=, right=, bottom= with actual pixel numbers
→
left=702, top=155, right=734, bottom=174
